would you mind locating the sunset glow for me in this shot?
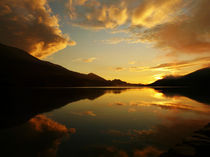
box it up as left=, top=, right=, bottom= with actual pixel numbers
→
left=1, top=0, right=210, bottom=83
left=1, top=1, right=210, bottom=156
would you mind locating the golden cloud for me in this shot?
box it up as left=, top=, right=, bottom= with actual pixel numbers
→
left=0, top=0, right=76, bottom=58
left=131, top=0, right=210, bottom=55
left=111, top=57, right=210, bottom=76
left=69, top=0, right=210, bottom=56
left=67, top=0, right=128, bottom=29
left=29, top=115, right=70, bottom=133
left=132, top=0, right=183, bottom=28
left=27, top=115, right=76, bottom=156
left=151, top=56, right=210, bottom=70
left=108, top=98, right=210, bottom=114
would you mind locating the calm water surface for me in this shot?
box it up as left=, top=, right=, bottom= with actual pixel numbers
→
left=1, top=87, right=210, bottom=157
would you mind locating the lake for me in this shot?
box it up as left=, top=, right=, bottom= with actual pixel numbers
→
left=1, top=87, right=210, bottom=157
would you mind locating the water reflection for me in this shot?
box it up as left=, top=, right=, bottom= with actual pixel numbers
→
left=1, top=115, right=75, bottom=157
left=1, top=87, right=210, bottom=157
left=154, top=87, right=210, bottom=105
left=1, top=87, right=126, bottom=128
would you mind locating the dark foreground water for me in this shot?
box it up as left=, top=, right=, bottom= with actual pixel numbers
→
left=1, top=87, right=210, bottom=157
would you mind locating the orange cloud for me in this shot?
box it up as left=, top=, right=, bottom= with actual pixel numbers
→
left=29, top=115, right=70, bottom=133
left=108, top=98, right=210, bottom=114
left=150, top=56, right=210, bottom=71
left=27, top=115, right=76, bottom=156
left=67, top=0, right=128, bottom=29
left=112, top=57, right=210, bottom=75
left=131, top=0, right=210, bottom=55
left=0, top=0, right=76, bottom=58
left=28, top=115, right=75, bottom=156
left=132, top=0, right=183, bottom=28
left=67, top=0, right=210, bottom=56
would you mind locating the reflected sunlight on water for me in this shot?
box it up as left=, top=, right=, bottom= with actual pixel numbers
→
left=1, top=87, right=210, bottom=157
left=43, top=88, right=210, bottom=157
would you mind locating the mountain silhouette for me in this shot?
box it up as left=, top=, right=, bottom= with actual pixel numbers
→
left=86, top=73, right=107, bottom=82
left=0, top=43, right=140, bottom=87
left=150, top=67, right=210, bottom=87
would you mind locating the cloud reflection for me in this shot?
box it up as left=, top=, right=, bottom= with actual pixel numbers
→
left=103, top=116, right=209, bottom=156
left=107, top=87, right=210, bottom=114
left=1, top=115, right=75, bottom=157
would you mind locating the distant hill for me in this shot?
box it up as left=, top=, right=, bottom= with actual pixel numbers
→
left=108, top=79, right=138, bottom=86
left=0, top=43, right=141, bottom=87
left=86, top=73, right=107, bottom=82
left=150, top=67, right=210, bottom=87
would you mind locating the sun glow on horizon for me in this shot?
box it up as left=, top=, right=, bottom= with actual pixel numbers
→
left=153, top=74, right=164, bottom=81
left=1, top=0, right=210, bottom=83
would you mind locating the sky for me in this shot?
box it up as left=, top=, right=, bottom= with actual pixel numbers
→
left=0, top=0, right=210, bottom=83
